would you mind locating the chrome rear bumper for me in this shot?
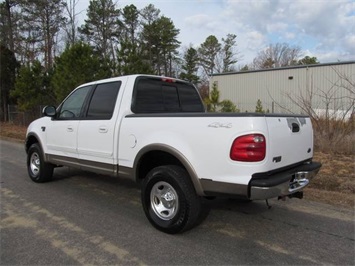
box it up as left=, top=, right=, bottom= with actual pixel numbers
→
left=249, top=161, right=321, bottom=200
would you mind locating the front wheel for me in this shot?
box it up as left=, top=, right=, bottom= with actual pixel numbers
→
left=141, top=165, right=201, bottom=234
left=27, top=143, right=54, bottom=183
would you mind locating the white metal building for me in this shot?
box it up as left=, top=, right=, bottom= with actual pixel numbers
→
left=210, top=61, right=355, bottom=118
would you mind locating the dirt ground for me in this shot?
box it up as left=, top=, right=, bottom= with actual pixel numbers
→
left=1, top=122, right=354, bottom=209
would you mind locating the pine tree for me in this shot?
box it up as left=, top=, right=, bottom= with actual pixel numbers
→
left=0, top=0, right=16, bottom=52
left=179, top=46, right=199, bottom=84
left=116, top=4, right=152, bottom=75
left=198, top=35, right=221, bottom=78
left=220, top=100, right=238, bottom=113
left=297, top=56, right=319, bottom=65
left=204, top=82, right=238, bottom=112
left=117, top=40, right=152, bottom=75
left=142, top=16, right=180, bottom=76
left=51, top=42, right=111, bottom=102
left=140, top=4, right=160, bottom=70
left=11, top=60, right=54, bottom=111
left=204, top=82, right=220, bottom=112
left=221, top=34, right=238, bottom=72
left=78, top=0, right=121, bottom=63
left=255, top=99, right=265, bottom=113
left=0, top=44, right=19, bottom=120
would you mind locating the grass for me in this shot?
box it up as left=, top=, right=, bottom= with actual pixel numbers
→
left=1, top=122, right=354, bottom=209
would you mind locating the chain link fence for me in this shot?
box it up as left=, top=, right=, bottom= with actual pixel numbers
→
left=7, top=105, right=45, bottom=126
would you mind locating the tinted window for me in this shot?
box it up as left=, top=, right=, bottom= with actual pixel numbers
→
left=87, top=81, right=121, bottom=119
left=162, top=85, right=180, bottom=111
left=178, top=84, right=204, bottom=112
left=59, top=86, right=91, bottom=119
left=132, top=77, right=204, bottom=113
left=134, top=79, right=164, bottom=112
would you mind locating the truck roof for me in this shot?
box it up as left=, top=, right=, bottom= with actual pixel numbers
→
left=77, top=74, right=188, bottom=89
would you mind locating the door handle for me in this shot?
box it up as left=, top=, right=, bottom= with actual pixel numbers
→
left=99, top=127, right=108, bottom=133
left=67, top=126, right=74, bottom=132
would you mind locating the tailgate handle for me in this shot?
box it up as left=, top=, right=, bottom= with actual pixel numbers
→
left=291, top=123, right=300, bottom=132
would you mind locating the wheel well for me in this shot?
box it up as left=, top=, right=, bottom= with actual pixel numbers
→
left=25, top=135, right=39, bottom=153
left=136, top=151, right=184, bottom=182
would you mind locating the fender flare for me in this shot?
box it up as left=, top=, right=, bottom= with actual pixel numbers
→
left=25, top=132, right=46, bottom=160
left=133, top=144, right=205, bottom=196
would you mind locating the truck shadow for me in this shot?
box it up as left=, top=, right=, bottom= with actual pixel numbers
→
left=206, top=197, right=271, bottom=215
left=51, top=167, right=292, bottom=228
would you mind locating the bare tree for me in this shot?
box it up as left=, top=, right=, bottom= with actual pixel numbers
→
left=284, top=68, right=354, bottom=154
left=20, top=0, right=66, bottom=70
left=63, top=0, right=80, bottom=46
left=253, top=43, right=302, bottom=69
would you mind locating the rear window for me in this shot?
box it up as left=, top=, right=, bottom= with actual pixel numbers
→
left=131, top=77, right=204, bottom=113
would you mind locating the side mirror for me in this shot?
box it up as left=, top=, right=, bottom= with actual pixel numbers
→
left=42, top=105, right=57, bottom=117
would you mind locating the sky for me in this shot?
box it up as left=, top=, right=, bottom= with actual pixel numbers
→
left=76, top=0, right=355, bottom=66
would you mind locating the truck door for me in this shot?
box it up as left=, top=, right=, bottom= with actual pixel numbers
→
left=46, top=86, right=92, bottom=160
left=77, top=81, right=121, bottom=172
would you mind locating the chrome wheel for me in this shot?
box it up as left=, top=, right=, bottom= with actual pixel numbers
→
left=30, top=152, right=40, bottom=177
left=150, top=181, right=179, bottom=220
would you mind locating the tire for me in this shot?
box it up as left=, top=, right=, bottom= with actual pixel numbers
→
left=141, top=165, right=201, bottom=234
left=27, top=143, right=54, bottom=183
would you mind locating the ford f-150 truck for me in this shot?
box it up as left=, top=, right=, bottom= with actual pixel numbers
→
left=25, top=74, right=321, bottom=234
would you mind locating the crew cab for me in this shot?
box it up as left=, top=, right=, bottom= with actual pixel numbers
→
left=25, top=75, right=321, bottom=233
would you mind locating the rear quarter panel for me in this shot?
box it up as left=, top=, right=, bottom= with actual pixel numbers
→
left=118, top=115, right=272, bottom=186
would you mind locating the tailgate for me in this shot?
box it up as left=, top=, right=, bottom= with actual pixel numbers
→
left=265, top=116, right=313, bottom=170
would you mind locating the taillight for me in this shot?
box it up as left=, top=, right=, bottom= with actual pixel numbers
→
left=230, top=134, right=266, bottom=162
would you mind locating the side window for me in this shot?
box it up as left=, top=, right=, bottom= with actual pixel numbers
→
left=59, top=86, right=91, bottom=119
left=86, top=81, right=121, bottom=119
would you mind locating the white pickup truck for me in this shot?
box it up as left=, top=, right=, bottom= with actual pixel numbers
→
left=25, top=74, right=321, bottom=233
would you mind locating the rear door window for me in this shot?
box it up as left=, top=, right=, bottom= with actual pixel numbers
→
left=86, top=81, right=121, bottom=119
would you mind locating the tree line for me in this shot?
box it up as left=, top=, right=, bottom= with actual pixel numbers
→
left=0, top=0, right=319, bottom=121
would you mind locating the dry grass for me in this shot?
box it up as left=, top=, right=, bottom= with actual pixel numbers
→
left=304, top=188, right=354, bottom=208
left=305, top=152, right=355, bottom=208
left=0, top=122, right=27, bottom=141
left=313, top=118, right=354, bottom=155
left=311, top=152, right=355, bottom=193
left=0, top=122, right=354, bottom=209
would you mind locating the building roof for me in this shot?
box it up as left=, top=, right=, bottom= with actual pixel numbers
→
left=212, top=61, right=355, bottom=77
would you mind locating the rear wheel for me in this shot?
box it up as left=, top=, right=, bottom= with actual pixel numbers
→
left=141, top=165, right=201, bottom=234
left=27, top=143, right=54, bottom=182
